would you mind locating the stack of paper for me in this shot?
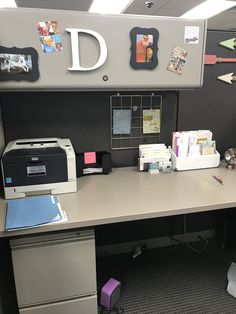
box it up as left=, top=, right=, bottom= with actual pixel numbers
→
left=139, top=144, right=170, bottom=160
left=172, top=130, right=215, bottom=157
left=138, top=143, right=171, bottom=171
left=5, top=195, right=67, bottom=231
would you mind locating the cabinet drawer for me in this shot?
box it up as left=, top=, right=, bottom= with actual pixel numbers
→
left=11, top=231, right=96, bottom=307
left=20, top=295, right=98, bottom=314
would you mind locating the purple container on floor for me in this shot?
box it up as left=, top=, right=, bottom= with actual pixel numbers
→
left=100, top=278, right=121, bottom=309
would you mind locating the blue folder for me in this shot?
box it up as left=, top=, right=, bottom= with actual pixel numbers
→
left=5, top=195, right=62, bottom=230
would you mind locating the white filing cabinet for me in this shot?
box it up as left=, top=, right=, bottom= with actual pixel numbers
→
left=10, top=229, right=97, bottom=314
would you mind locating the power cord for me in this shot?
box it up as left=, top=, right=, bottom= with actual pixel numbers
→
left=184, top=214, right=208, bottom=253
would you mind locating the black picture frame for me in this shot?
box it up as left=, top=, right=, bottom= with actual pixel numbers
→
left=0, top=46, right=39, bottom=81
left=130, top=27, right=159, bottom=70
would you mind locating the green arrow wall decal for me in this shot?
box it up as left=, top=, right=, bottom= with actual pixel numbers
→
left=219, top=38, right=236, bottom=50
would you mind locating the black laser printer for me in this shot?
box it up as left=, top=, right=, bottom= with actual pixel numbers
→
left=1, top=138, right=77, bottom=199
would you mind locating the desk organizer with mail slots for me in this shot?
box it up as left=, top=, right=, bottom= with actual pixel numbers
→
left=170, top=148, right=220, bottom=171
left=10, top=229, right=97, bottom=314
left=76, top=151, right=112, bottom=177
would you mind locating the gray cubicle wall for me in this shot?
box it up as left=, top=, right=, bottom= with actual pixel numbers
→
left=0, top=8, right=206, bottom=90
left=178, top=30, right=236, bottom=157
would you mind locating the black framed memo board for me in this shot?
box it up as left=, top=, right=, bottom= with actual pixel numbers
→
left=110, top=94, right=162, bottom=150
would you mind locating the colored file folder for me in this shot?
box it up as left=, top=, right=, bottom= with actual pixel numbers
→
left=5, top=195, right=62, bottom=231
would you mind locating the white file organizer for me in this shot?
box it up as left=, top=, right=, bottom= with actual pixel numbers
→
left=170, top=148, right=220, bottom=171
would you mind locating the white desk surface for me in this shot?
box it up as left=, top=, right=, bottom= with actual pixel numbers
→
left=1, top=164, right=236, bottom=237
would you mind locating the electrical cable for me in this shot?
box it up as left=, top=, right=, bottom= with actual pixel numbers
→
left=184, top=214, right=208, bottom=253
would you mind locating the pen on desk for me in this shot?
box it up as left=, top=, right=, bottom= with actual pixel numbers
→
left=212, top=175, right=223, bottom=185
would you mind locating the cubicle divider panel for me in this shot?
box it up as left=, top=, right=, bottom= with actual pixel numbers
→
left=0, top=90, right=178, bottom=167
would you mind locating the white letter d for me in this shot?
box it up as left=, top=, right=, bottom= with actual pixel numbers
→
left=66, top=28, right=108, bottom=71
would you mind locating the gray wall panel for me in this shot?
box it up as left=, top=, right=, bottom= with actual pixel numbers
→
left=0, top=8, right=206, bottom=90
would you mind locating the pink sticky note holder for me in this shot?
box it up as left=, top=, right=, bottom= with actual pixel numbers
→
left=84, top=152, right=96, bottom=164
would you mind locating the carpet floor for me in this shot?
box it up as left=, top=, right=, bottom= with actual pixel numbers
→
left=97, top=241, right=236, bottom=313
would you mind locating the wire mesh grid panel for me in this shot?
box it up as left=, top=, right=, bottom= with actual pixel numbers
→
left=110, top=94, right=162, bottom=150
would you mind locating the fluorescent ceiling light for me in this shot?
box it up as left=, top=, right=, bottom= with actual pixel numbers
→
left=89, top=0, right=133, bottom=14
left=0, top=0, right=17, bottom=8
left=181, top=0, right=236, bottom=19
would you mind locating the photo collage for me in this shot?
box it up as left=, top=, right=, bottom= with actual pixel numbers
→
left=37, top=21, right=63, bottom=53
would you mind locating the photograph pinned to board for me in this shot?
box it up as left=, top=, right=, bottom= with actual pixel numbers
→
left=37, top=21, right=63, bottom=53
left=130, top=27, right=159, bottom=70
left=143, top=108, right=160, bottom=134
left=113, top=109, right=131, bottom=135
left=167, top=47, right=188, bottom=75
left=0, top=46, right=39, bottom=81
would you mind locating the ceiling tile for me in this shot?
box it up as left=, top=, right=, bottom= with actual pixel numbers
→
left=124, top=0, right=206, bottom=17
left=14, top=0, right=236, bottom=31
left=208, top=11, right=236, bottom=30
left=16, top=0, right=93, bottom=11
